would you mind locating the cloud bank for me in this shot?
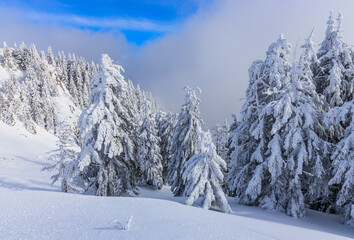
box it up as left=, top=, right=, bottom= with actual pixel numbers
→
left=122, top=0, right=354, bottom=126
left=0, top=7, right=135, bottom=62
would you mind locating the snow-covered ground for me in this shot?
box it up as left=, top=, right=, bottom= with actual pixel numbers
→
left=0, top=122, right=353, bottom=240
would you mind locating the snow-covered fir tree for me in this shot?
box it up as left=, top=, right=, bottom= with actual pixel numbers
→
left=167, top=87, right=204, bottom=196
left=228, top=33, right=334, bottom=218
left=137, top=101, right=163, bottom=189
left=313, top=13, right=354, bottom=222
left=227, top=35, right=291, bottom=204
left=183, top=128, right=232, bottom=213
left=75, top=54, right=138, bottom=196
left=43, top=123, right=79, bottom=192
left=294, top=31, right=332, bottom=212
left=227, top=35, right=299, bottom=217
left=0, top=91, right=5, bottom=120
left=212, top=120, right=229, bottom=161
left=25, top=61, right=45, bottom=129
left=156, top=111, right=176, bottom=183
left=47, top=46, right=55, bottom=66
left=18, top=83, right=37, bottom=134
left=325, top=100, right=354, bottom=225
left=226, top=114, right=238, bottom=163
left=313, top=13, right=354, bottom=108
left=1, top=74, right=20, bottom=126
left=2, top=42, right=16, bottom=70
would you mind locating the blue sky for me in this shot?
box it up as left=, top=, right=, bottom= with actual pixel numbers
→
left=0, top=0, right=210, bottom=45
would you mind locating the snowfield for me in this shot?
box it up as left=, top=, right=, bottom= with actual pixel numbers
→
left=0, top=122, right=353, bottom=240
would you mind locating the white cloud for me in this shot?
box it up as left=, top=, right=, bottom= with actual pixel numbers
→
left=0, top=7, right=136, bottom=63
left=25, top=11, right=175, bottom=32
left=122, top=0, right=354, bottom=126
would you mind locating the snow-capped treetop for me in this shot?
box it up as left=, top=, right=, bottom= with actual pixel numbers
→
left=314, top=13, right=354, bottom=107
left=263, top=34, right=292, bottom=91
left=183, top=86, right=202, bottom=116
left=336, top=13, right=343, bottom=36
left=295, top=30, right=325, bottom=107
left=325, top=13, right=336, bottom=40
left=89, top=54, right=126, bottom=105
left=299, top=29, right=318, bottom=68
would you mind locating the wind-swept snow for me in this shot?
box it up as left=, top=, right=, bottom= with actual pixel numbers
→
left=0, top=122, right=353, bottom=240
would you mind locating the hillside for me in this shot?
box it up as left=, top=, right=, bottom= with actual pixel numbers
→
left=0, top=121, right=352, bottom=240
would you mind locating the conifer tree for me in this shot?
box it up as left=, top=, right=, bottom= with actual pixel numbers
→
left=76, top=54, right=137, bottom=196
left=156, top=111, right=176, bottom=183
left=2, top=75, right=20, bottom=126
left=295, top=31, right=331, bottom=211
left=2, top=41, right=16, bottom=70
left=0, top=91, right=5, bottom=121
left=43, top=123, right=79, bottom=192
left=227, top=35, right=291, bottom=203
left=212, top=120, right=229, bottom=161
left=183, top=128, right=232, bottom=213
left=25, top=63, right=46, bottom=128
left=18, top=84, right=37, bottom=134
left=47, top=46, right=55, bottom=66
left=313, top=13, right=354, bottom=108
left=227, top=35, right=293, bottom=213
left=137, top=102, right=163, bottom=189
left=325, top=100, right=354, bottom=225
left=167, top=87, right=204, bottom=196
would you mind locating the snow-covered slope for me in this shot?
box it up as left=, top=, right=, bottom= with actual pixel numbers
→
left=0, top=122, right=353, bottom=240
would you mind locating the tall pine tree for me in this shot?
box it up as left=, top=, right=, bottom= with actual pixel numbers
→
left=167, top=87, right=204, bottom=196
left=76, top=54, right=138, bottom=196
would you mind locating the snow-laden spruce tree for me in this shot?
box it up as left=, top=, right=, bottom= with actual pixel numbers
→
left=43, top=123, right=80, bottom=192
left=226, top=114, right=238, bottom=164
left=137, top=101, right=163, bottom=189
left=19, top=83, right=37, bottom=134
left=2, top=41, right=16, bottom=70
left=1, top=74, right=20, bottom=126
left=47, top=46, right=55, bottom=66
left=38, top=51, right=57, bottom=132
left=325, top=100, right=354, bottom=225
left=313, top=13, right=354, bottom=108
left=156, top=111, right=176, bottom=183
left=167, top=86, right=204, bottom=196
left=227, top=35, right=291, bottom=205
left=228, top=33, right=333, bottom=217
left=25, top=62, right=46, bottom=129
left=67, top=54, right=80, bottom=106
left=260, top=32, right=331, bottom=217
left=76, top=54, right=137, bottom=196
left=294, top=31, right=332, bottom=212
left=183, top=127, right=232, bottom=213
left=212, top=120, right=229, bottom=161
left=243, top=35, right=298, bottom=216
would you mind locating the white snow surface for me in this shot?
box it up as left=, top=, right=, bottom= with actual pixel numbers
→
left=0, top=122, right=353, bottom=240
